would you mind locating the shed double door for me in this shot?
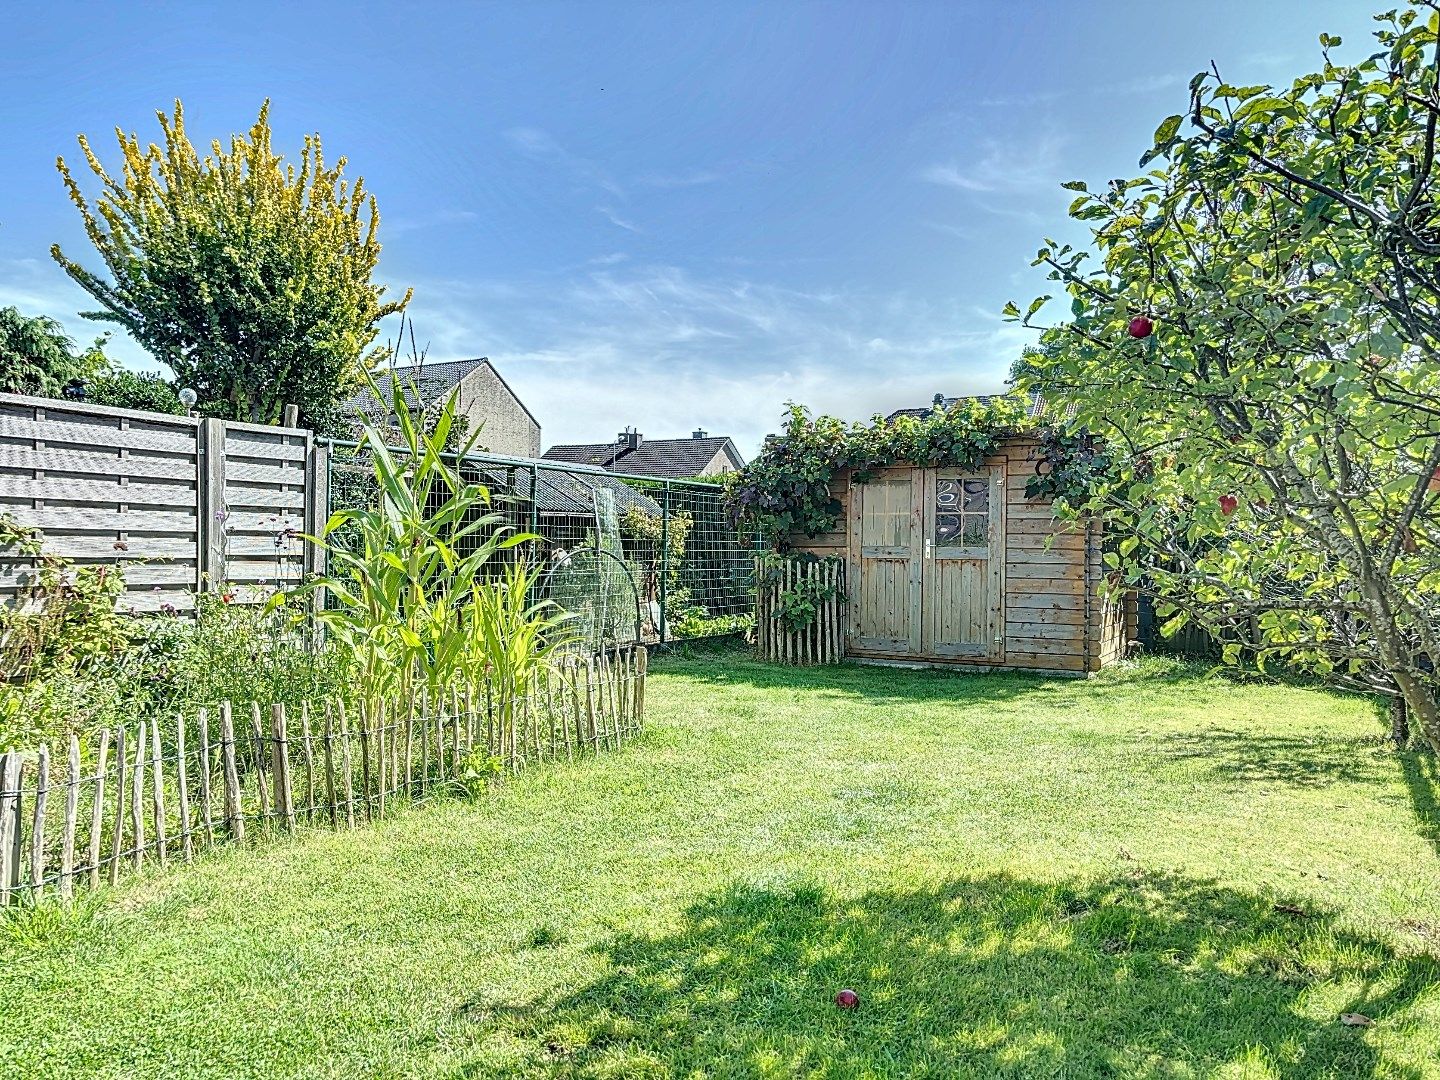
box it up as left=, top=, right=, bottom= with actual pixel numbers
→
left=850, top=466, right=1004, bottom=660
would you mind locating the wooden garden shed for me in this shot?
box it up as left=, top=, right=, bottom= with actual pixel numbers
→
left=785, top=434, right=1128, bottom=675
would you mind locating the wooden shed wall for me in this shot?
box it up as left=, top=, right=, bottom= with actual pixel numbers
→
left=788, top=437, right=1125, bottom=675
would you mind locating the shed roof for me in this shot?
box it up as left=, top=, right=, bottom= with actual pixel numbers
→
left=464, top=463, right=662, bottom=518
left=542, top=435, right=743, bottom=478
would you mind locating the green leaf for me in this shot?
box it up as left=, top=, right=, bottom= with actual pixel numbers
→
left=1153, top=115, right=1183, bottom=145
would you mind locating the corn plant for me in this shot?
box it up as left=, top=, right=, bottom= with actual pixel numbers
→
left=467, top=559, right=578, bottom=745
left=277, top=377, right=534, bottom=717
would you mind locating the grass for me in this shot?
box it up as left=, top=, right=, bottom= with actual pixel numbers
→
left=2, top=652, right=1439, bottom=1078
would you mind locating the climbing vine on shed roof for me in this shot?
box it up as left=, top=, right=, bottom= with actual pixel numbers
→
left=726, top=396, right=1057, bottom=542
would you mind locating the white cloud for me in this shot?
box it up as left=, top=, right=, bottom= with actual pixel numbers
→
left=0, top=257, right=159, bottom=372
left=402, top=265, right=1035, bottom=458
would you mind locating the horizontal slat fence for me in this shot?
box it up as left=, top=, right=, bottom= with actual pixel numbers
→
left=0, top=646, right=645, bottom=905
left=755, top=557, right=845, bottom=665
left=0, top=392, right=323, bottom=612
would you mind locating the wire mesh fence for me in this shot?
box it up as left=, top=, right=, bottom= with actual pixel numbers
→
left=324, top=442, right=759, bottom=649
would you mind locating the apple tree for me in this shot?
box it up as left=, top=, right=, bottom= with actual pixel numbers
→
left=1012, top=3, right=1440, bottom=751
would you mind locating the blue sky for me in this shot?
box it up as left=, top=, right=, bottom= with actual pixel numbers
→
left=1, top=1, right=1377, bottom=455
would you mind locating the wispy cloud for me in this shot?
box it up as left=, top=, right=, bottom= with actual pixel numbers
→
left=502, top=126, right=625, bottom=200
left=596, top=206, right=640, bottom=233
left=920, top=131, right=1067, bottom=195
left=635, top=169, right=724, bottom=189
left=385, top=209, right=480, bottom=237
left=977, top=72, right=1189, bottom=108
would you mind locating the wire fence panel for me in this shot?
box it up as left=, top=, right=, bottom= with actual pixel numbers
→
left=325, top=443, right=760, bottom=646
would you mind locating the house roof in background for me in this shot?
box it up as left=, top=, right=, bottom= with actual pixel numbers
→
left=884, top=389, right=1059, bottom=423
left=542, top=435, right=744, bottom=478
left=350, top=358, right=539, bottom=429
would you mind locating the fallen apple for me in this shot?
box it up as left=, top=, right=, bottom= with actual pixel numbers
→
left=1128, top=315, right=1154, bottom=339
left=834, top=989, right=860, bottom=1009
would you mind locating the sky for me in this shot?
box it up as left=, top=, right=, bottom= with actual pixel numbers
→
left=0, top=1, right=1382, bottom=457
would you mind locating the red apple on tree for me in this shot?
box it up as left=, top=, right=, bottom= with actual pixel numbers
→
left=1128, top=315, right=1154, bottom=338
left=1219, top=494, right=1238, bottom=516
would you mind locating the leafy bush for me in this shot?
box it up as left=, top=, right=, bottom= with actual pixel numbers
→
left=85, top=368, right=184, bottom=414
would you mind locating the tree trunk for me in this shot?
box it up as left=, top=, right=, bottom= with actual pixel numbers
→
left=1388, top=696, right=1410, bottom=749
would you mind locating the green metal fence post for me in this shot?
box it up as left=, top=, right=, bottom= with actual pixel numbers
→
left=659, top=480, right=671, bottom=644
left=528, top=464, right=540, bottom=537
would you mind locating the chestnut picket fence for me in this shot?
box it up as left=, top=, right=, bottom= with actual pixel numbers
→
left=0, top=645, right=646, bottom=905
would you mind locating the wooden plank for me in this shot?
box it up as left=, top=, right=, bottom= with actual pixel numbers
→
left=272, top=704, right=295, bottom=832
left=225, top=459, right=306, bottom=485
left=86, top=730, right=110, bottom=889
left=0, top=391, right=202, bottom=428
left=129, top=725, right=145, bottom=869
left=109, top=727, right=127, bottom=883
left=5, top=535, right=197, bottom=561
left=0, top=413, right=195, bottom=454
left=0, top=444, right=195, bottom=481
left=148, top=721, right=167, bottom=867
left=358, top=701, right=373, bottom=822
left=0, top=507, right=197, bottom=534
left=221, top=484, right=307, bottom=511
left=0, top=475, right=196, bottom=509
left=223, top=431, right=309, bottom=462
left=338, top=702, right=356, bottom=829
left=0, top=754, right=21, bottom=904
left=322, top=705, right=338, bottom=828
left=176, top=714, right=193, bottom=863
left=198, top=419, right=227, bottom=593
left=220, top=704, right=244, bottom=840
left=250, top=704, right=270, bottom=825
left=299, top=704, right=316, bottom=823
left=59, top=736, right=80, bottom=899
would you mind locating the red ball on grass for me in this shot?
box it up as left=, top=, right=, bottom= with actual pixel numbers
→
left=834, top=989, right=860, bottom=1009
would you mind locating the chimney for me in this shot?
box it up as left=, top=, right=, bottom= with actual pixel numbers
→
left=616, top=426, right=642, bottom=451
left=692, top=428, right=708, bottom=440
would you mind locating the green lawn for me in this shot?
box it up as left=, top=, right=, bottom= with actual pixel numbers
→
left=3, top=653, right=1440, bottom=1078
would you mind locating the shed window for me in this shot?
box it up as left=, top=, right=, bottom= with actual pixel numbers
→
left=935, top=477, right=989, bottom=548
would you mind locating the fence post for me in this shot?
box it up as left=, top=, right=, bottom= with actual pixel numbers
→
left=0, top=753, right=20, bottom=906
left=659, top=480, right=671, bottom=643
left=527, top=464, right=540, bottom=537
left=306, top=440, right=329, bottom=582
left=197, top=417, right=228, bottom=592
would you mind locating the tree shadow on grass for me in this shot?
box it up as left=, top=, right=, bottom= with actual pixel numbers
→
left=1153, top=728, right=1390, bottom=789
left=1397, top=748, right=1440, bottom=858
left=453, top=870, right=1440, bottom=1079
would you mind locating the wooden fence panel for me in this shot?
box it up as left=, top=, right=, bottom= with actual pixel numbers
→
left=0, top=393, right=314, bottom=610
